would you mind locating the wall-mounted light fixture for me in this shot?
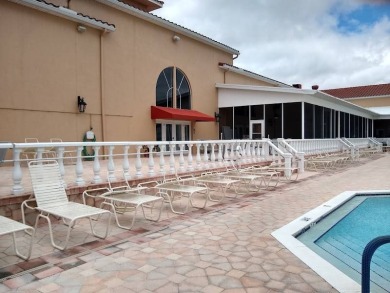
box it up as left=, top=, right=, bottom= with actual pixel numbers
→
left=172, top=35, right=181, bottom=42
left=77, top=25, right=87, bottom=33
left=214, top=112, right=221, bottom=123
left=78, top=96, right=87, bottom=113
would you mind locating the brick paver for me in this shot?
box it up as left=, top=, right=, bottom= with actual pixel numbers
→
left=1, top=154, right=390, bottom=291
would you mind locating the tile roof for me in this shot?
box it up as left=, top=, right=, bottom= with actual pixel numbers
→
left=153, top=16, right=239, bottom=54
left=323, top=83, right=390, bottom=99
left=30, top=0, right=238, bottom=54
left=77, top=12, right=116, bottom=28
left=127, top=0, right=164, bottom=12
left=32, top=0, right=116, bottom=28
left=108, top=0, right=239, bottom=54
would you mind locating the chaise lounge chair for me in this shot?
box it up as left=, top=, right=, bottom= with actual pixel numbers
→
left=0, top=216, right=34, bottom=260
left=27, top=160, right=111, bottom=250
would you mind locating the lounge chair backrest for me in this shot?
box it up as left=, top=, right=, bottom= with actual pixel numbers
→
left=28, top=160, right=68, bottom=209
left=50, top=138, right=63, bottom=143
left=25, top=138, right=39, bottom=143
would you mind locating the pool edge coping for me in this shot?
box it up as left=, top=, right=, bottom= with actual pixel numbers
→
left=271, top=189, right=390, bottom=293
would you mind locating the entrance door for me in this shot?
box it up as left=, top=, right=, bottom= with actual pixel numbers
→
left=156, top=121, right=191, bottom=151
left=250, top=120, right=264, bottom=139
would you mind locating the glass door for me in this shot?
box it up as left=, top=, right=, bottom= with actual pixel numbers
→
left=250, top=120, right=264, bottom=139
left=156, top=121, right=191, bottom=151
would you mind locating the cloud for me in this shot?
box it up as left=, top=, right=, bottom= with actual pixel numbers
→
left=357, top=0, right=390, bottom=4
left=155, top=0, right=390, bottom=89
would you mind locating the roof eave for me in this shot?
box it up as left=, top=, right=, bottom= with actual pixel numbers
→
left=341, top=94, right=390, bottom=100
left=8, top=0, right=116, bottom=32
left=218, top=64, right=290, bottom=88
left=216, top=83, right=381, bottom=117
left=95, top=0, right=239, bottom=55
left=146, top=0, right=163, bottom=11
left=216, top=83, right=309, bottom=94
left=315, top=91, right=380, bottom=117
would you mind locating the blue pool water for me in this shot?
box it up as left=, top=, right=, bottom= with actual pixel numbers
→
left=297, top=195, right=390, bottom=292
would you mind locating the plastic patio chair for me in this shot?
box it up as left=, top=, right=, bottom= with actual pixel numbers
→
left=26, top=160, right=111, bottom=250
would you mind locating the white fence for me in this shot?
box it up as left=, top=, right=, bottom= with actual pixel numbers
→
left=0, top=139, right=289, bottom=195
left=1, top=138, right=383, bottom=196
left=278, top=138, right=383, bottom=172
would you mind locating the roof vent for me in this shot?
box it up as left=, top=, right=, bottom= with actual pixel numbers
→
left=292, top=84, right=302, bottom=89
left=312, top=85, right=319, bottom=90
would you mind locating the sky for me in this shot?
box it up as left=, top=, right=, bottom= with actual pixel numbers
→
left=154, top=0, right=390, bottom=90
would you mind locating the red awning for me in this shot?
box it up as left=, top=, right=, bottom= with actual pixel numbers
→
left=151, top=106, right=215, bottom=122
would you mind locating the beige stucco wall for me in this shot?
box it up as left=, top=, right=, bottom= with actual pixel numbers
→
left=0, top=1, right=103, bottom=143
left=0, top=0, right=239, bottom=144
left=346, top=97, right=390, bottom=108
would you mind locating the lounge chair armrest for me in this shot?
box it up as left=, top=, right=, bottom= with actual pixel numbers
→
left=21, top=198, right=37, bottom=226
left=83, top=187, right=111, bottom=204
left=137, top=180, right=160, bottom=189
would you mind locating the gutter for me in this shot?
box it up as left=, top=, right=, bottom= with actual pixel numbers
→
left=8, top=0, right=116, bottom=32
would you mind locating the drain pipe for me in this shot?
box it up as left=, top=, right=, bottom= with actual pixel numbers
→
left=100, top=30, right=107, bottom=154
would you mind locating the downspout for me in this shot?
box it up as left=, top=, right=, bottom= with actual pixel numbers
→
left=220, top=65, right=228, bottom=84
left=224, top=53, right=239, bottom=82
left=100, top=30, right=107, bottom=153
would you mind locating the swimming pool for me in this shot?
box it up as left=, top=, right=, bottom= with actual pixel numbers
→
left=272, top=190, right=390, bottom=292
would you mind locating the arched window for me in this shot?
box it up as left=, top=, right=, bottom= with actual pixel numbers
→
left=176, top=68, right=191, bottom=109
left=156, top=67, right=173, bottom=107
left=156, top=67, right=191, bottom=109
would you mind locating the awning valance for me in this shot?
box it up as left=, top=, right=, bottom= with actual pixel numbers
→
left=151, top=106, right=215, bottom=122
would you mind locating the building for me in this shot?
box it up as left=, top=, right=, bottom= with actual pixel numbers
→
left=1, top=0, right=248, bottom=143
left=216, top=64, right=380, bottom=139
left=323, top=83, right=390, bottom=138
left=0, top=0, right=388, bottom=144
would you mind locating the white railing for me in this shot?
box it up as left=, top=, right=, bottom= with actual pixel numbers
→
left=342, top=138, right=382, bottom=149
left=0, top=139, right=290, bottom=195
left=281, top=138, right=351, bottom=157
left=277, top=139, right=305, bottom=173
left=280, top=137, right=384, bottom=167
left=374, top=137, right=390, bottom=146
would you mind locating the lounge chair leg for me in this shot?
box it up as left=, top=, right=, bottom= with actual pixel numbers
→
left=12, top=228, right=34, bottom=260
left=88, top=212, right=111, bottom=237
left=141, top=198, right=164, bottom=222
left=35, top=213, right=68, bottom=250
left=165, top=194, right=185, bottom=215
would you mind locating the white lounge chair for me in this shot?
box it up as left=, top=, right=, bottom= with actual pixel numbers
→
left=107, top=170, right=146, bottom=193
left=27, top=160, right=111, bottom=250
left=0, top=216, right=34, bottom=260
left=155, top=178, right=209, bottom=215
left=84, top=186, right=164, bottom=230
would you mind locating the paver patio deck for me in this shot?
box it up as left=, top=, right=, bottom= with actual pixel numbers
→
left=0, top=153, right=389, bottom=292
